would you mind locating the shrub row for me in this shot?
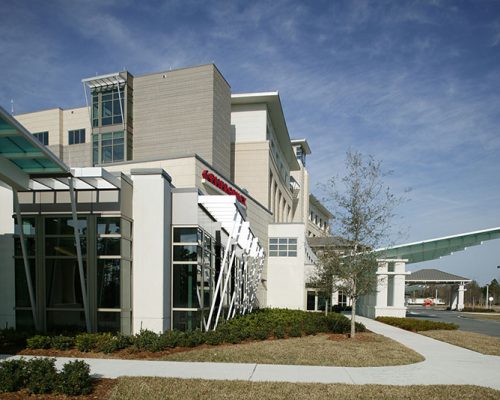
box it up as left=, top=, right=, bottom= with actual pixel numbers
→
left=8, top=309, right=366, bottom=354
left=461, top=307, right=496, bottom=313
left=0, top=358, right=92, bottom=395
left=375, top=317, right=458, bottom=332
left=0, top=328, right=30, bottom=348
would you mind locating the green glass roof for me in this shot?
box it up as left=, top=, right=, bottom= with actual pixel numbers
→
left=0, top=106, right=69, bottom=175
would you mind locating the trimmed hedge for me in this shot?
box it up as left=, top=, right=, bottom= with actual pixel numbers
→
left=58, top=360, right=93, bottom=395
left=461, top=307, right=496, bottom=313
left=0, top=359, right=28, bottom=393
left=375, top=317, right=458, bottom=332
left=0, top=358, right=92, bottom=395
left=0, top=328, right=29, bottom=348
left=25, top=357, right=58, bottom=394
left=2, top=309, right=366, bottom=355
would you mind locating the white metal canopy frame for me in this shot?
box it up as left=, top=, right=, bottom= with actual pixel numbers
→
left=0, top=106, right=122, bottom=332
left=199, top=195, right=265, bottom=331
left=375, top=227, right=500, bottom=264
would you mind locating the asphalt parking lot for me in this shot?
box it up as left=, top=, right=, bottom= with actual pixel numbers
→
left=406, top=306, right=500, bottom=337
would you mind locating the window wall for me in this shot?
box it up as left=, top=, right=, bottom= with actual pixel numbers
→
left=171, top=227, right=216, bottom=331
left=44, top=216, right=88, bottom=331
left=92, top=131, right=125, bottom=165
left=14, top=218, right=36, bottom=331
left=13, top=214, right=131, bottom=334
left=91, top=88, right=124, bottom=127
left=96, top=216, right=132, bottom=332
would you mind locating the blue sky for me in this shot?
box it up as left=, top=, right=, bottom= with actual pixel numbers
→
left=1, top=0, right=499, bottom=284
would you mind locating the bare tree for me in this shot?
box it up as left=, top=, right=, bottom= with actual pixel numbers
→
left=312, top=150, right=403, bottom=338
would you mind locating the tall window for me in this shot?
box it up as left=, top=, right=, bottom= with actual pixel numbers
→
left=13, top=218, right=37, bottom=331
left=91, top=87, right=124, bottom=127
left=44, top=217, right=88, bottom=331
left=269, top=237, right=297, bottom=257
left=172, top=227, right=216, bottom=331
left=96, top=217, right=131, bottom=332
left=68, top=129, right=86, bottom=145
left=33, top=131, right=49, bottom=145
left=92, top=131, right=124, bottom=165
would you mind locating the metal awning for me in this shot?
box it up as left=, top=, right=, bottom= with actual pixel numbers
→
left=0, top=106, right=70, bottom=190
left=376, top=227, right=500, bottom=264
left=82, top=72, right=126, bottom=90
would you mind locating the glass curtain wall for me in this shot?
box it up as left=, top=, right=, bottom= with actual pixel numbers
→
left=13, top=214, right=131, bottom=334
left=96, top=216, right=132, bottom=332
left=14, top=218, right=36, bottom=330
left=172, top=227, right=216, bottom=331
left=44, top=217, right=88, bottom=331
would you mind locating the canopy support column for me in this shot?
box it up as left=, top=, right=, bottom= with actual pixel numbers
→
left=69, top=177, right=91, bottom=333
left=13, top=189, right=39, bottom=331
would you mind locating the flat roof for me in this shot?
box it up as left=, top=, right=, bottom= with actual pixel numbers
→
left=232, top=92, right=300, bottom=171
left=291, top=138, right=312, bottom=155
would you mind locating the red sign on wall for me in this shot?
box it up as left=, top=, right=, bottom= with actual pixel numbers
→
left=202, top=170, right=247, bottom=206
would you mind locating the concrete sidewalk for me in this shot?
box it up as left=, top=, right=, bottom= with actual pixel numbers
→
left=2, top=316, right=499, bottom=389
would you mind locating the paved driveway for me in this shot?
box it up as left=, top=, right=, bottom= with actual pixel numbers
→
left=407, top=307, right=500, bottom=337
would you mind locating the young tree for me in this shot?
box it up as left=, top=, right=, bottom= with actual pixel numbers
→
left=312, top=150, right=403, bottom=338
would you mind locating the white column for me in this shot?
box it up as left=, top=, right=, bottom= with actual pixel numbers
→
left=457, top=283, right=465, bottom=311
left=131, top=169, right=173, bottom=333
left=376, top=262, right=389, bottom=310
left=393, top=261, right=407, bottom=309
left=0, top=185, right=15, bottom=329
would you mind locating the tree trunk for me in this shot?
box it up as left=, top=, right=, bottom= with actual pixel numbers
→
left=351, top=297, right=356, bottom=338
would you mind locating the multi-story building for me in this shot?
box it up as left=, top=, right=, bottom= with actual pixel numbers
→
left=0, top=64, right=332, bottom=334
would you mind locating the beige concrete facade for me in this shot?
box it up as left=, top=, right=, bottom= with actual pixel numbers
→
left=308, top=194, right=332, bottom=237
left=132, top=65, right=231, bottom=177
left=9, top=63, right=332, bottom=313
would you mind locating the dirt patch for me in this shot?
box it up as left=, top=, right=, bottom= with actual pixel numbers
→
left=0, top=379, right=115, bottom=400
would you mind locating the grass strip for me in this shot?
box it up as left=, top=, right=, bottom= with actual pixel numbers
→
left=420, top=330, right=500, bottom=356
left=109, top=377, right=500, bottom=400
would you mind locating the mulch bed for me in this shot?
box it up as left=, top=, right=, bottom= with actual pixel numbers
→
left=0, top=379, right=115, bottom=399
left=2, top=332, right=374, bottom=361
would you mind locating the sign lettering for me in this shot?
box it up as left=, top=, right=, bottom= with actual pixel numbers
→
left=202, top=170, right=247, bottom=206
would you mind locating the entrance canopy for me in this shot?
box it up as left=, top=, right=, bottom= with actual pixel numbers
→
left=406, top=269, right=472, bottom=284
left=0, top=106, right=70, bottom=189
left=376, top=227, right=500, bottom=264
